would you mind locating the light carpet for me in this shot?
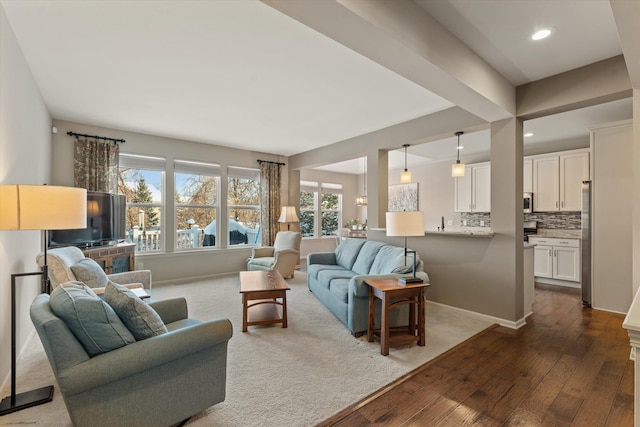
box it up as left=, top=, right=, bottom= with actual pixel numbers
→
left=0, top=272, right=491, bottom=427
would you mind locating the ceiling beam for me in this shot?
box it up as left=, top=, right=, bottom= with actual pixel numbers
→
left=261, top=0, right=515, bottom=123
left=610, top=0, right=640, bottom=90
left=516, top=55, right=631, bottom=120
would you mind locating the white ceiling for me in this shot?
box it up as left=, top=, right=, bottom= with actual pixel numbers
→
left=1, top=0, right=632, bottom=174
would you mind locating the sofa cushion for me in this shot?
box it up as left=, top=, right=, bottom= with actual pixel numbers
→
left=105, top=281, right=168, bottom=341
left=247, top=257, right=275, bottom=268
left=70, top=258, right=109, bottom=288
left=307, top=264, right=349, bottom=281
left=49, top=281, right=135, bottom=357
left=351, top=241, right=386, bottom=275
left=329, top=278, right=351, bottom=303
left=370, top=245, right=416, bottom=275
left=334, top=238, right=366, bottom=269
left=317, top=269, right=357, bottom=285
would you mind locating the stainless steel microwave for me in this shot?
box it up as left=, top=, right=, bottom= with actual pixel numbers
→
left=524, top=193, right=533, bottom=213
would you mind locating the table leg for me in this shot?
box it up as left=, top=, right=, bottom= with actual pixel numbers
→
left=367, top=291, right=375, bottom=342
left=381, top=293, right=390, bottom=356
left=281, top=291, right=288, bottom=328
left=409, top=295, right=416, bottom=336
left=418, top=288, right=426, bottom=346
left=242, top=294, right=248, bottom=333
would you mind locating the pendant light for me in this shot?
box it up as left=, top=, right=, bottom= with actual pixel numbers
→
left=400, top=144, right=411, bottom=183
left=452, top=131, right=465, bottom=177
left=355, top=157, right=367, bottom=206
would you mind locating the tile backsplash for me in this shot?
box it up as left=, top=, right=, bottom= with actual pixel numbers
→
left=461, top=211, right=581, bottom=230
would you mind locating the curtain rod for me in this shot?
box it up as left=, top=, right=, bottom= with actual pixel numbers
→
left=257, top=159, right=285, bottom=166
left=67, top=131, right=126, bottom=144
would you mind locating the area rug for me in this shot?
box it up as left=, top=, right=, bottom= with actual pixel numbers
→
left=0, top=272, right=491, bottom=427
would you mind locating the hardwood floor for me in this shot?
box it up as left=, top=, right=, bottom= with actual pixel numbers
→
left=320, top=284, right=634, bottom=426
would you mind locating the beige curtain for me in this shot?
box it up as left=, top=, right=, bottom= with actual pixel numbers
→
left=259, top=161, right=282, bottom=246
left=73, top=137, right=119, bottom=193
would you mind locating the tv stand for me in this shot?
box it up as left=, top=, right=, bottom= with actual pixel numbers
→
left=81, top=243, right=135, bottom=274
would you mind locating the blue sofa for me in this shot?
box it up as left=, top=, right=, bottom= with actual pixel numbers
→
left=307, top=238, right=429, bottom=335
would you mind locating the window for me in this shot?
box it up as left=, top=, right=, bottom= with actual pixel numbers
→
left=300, top=181, right=317, bottom=238
left=174, top=160, right=220, bottom=250
left=118, top=154, right=165, bottom=253
left=227, top=166, right=261, bottom=246
left=321, top=183, right=342, bottom=236
left=300, top=181, right=342, bottom=238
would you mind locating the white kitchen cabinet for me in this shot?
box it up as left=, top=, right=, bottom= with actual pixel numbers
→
left=529, top=237, right=580, bottom=283
left=523, top=159, right=533, bottom=194
left=454, top=162, right=490, bottom=212
left=559, top=152, right=589, bottom=211
left=532, top=150, right=589, bottom=212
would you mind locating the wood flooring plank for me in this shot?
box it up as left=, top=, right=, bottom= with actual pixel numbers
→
left=320, top=284, right=634, bottom=427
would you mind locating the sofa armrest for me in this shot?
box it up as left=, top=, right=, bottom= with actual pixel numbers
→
left=57, top=318, right=233, bottom=395
left=252, top=247, right=275, bottom=258
left=307, top=252, right=337, bottom=266
left=109, top=270, right=152, bottom=289
left=350, top=272, right=430, bottom=297
left=149, top=298, right=189, bottom=324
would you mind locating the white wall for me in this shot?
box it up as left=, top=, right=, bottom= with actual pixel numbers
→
left=591, top=120, right=633, bottom=313
left=388, top=161, right=458, bottom=231
left=0, top=5, right=52, bottom=392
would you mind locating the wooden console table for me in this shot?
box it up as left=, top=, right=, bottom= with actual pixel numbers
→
left=82, top=243, right=135, bottom=274
left=365, top=278, right=430, bottom=356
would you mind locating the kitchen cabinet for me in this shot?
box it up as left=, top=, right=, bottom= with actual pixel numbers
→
left=529, top=237, right=580, bottom=283
left=454, top=162, right=490, bottom=212
left=523, top=159, right=533, bottom=194
left=532, top=150, right=589, bottom=212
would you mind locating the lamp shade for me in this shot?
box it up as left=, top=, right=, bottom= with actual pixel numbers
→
left=386, top=211, right=424, bottom=237
left=400, top=170, right=412, bottom=183
left=0, top=185, right=87, bottom=230
left=278, top=206, right=299, bottom=223
left=452, top=162, right=466, bottom=177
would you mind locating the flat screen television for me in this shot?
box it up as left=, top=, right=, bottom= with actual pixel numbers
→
left=49, top=191, right=126, bottom=248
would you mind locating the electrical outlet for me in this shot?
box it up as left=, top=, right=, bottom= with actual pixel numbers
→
left=480, top=220, right=485, bottom=226
left=463, top=220, right=467, bottom=226
left=447, top=220, right=453, bottom=226
left=138, top=262, right=144, bottom=269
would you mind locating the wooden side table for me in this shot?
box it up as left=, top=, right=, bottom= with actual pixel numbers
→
left=365, top=279, right=430, bottom=356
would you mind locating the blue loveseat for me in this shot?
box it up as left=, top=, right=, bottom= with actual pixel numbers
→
left=307, top=238, right=430, bottom=335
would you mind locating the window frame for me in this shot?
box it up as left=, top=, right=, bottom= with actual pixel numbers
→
left=300, top=181, right=342, bottom=238
left=174, top=159, right=221, bottom=251
left=227, top=166, right=261, bottom=246
left=118, top=153, right=166, bottom=253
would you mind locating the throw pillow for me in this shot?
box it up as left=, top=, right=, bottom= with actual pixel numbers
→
left=49, top=281, right=135, bottom=357
left=70, top=258, right=109, bottom=288
left=105, top=281, right=167, bottom=340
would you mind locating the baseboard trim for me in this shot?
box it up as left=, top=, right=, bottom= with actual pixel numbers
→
left=534, top=277, right=581, bottom=289
left=426, top=300, right=527, bottom=330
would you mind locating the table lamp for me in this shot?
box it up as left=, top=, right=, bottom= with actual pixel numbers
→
left=0, top=184, right=86, bottom=416
left=278, top=206, right=299, bottom=231
left=386, top=211, right=424, bottom=285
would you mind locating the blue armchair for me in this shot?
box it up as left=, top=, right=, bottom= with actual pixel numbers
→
left=30, top=294, right=232, bottom=427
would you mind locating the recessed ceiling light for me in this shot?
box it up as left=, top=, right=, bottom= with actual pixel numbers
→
left=524, top=132, right=534, bottom=137
left=530, top=28, right=554, bottom=41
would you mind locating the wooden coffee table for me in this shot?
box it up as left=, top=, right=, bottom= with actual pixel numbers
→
left=365, top=278, right=430, bottom=355
left=239, top=270, right=290, bottom=332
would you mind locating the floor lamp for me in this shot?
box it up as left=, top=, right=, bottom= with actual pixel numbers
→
left=0, top=185, right=87, bottom=416
left=386, top=211, right=425, bottom=285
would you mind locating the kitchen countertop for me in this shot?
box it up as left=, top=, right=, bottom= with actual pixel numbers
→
left=529, top=229, right=581, bottom=239
left=369, top=227, right=494, bottom=237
